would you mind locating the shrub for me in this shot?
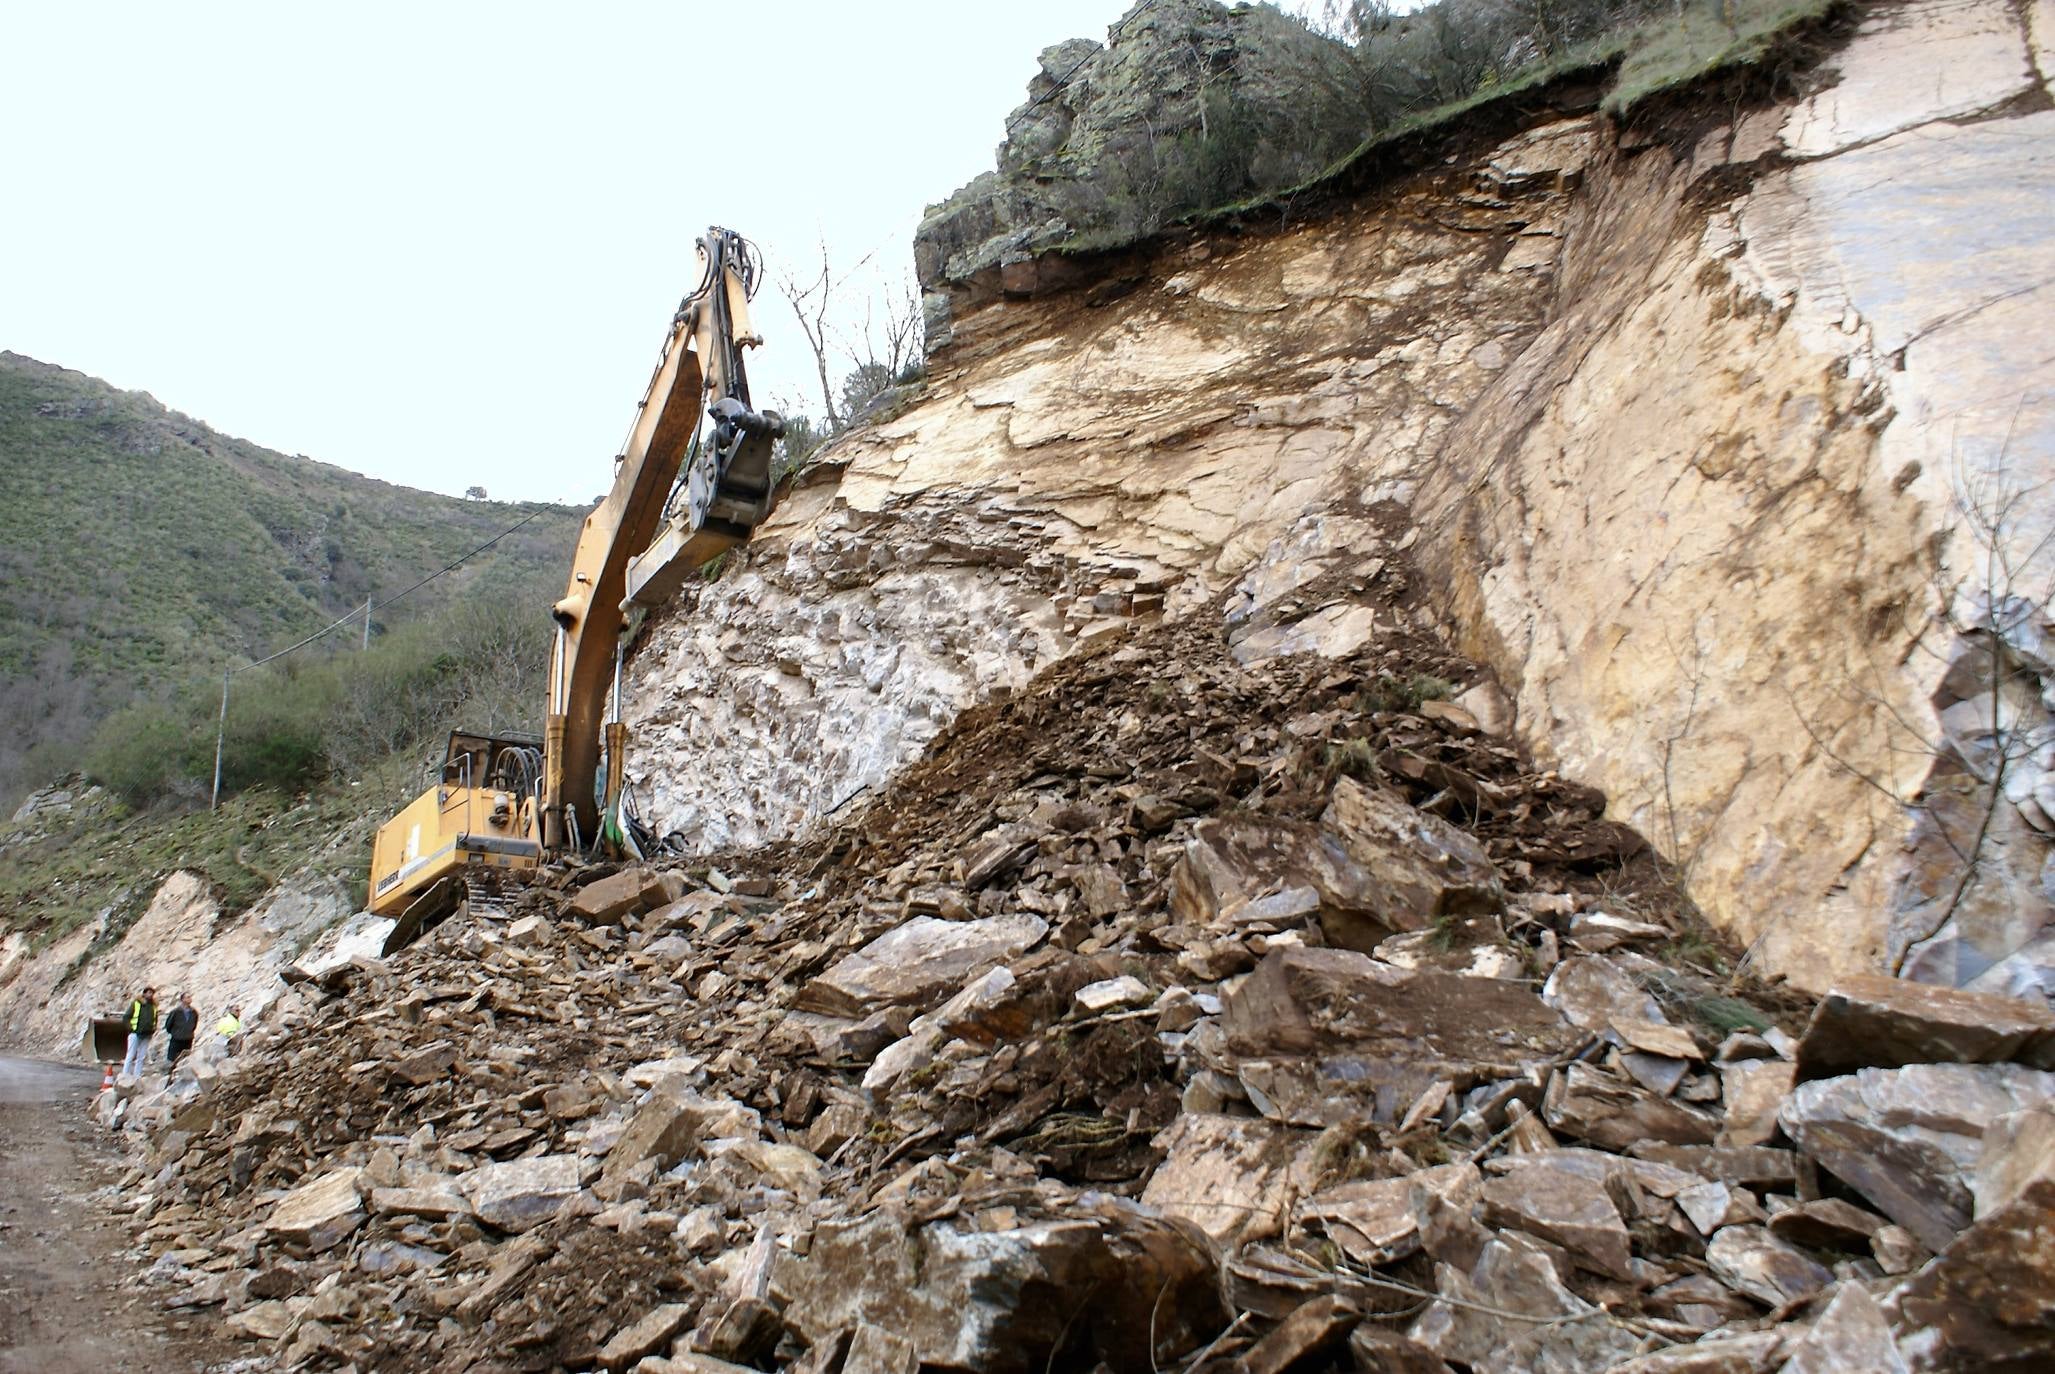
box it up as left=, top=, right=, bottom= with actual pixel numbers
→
left=79, top=591, right=553, bottom=807
left=84, top=700, right=190, bottom=805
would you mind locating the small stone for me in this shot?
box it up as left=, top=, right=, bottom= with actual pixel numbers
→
left=1704, top=1225, right=1832, bottom=1308
left=1153, top=986, right=1203, bottom=1032
left=1717, top=1059, right=1793, bottom=1148
left=464, top=1154, right=581, bottom=1232
left=841, top=1321, right=920, bottom=1374
left=598, top=1302, right=693, bottom=1370
left=1571, top=912, right=1670, bottom=951
left=1544, top=1063, right=1719, bottom=1150
left=1074, top=975, right=1149, bottom=1012
left=1237, top=1294, right=1361, bottom=1374
left=507, top=914, right=551, bottom=945
left=1611, top=1018, right=1702, bottom=1061
left=227, top=1299, right=296, bottom=1341
left=1868, top=1224, right=1926, bottom=1275
left=1767, top=1198, right=1886, bottom=1252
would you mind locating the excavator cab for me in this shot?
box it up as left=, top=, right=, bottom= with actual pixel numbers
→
left=368, top=729, right=544, bottom=920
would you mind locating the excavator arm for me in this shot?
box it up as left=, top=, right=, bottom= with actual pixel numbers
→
left=542, top=225, right=782, bottom=852
left=369, top=226, right=781, bottom=923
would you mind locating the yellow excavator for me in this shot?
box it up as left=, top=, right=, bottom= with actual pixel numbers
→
left=366, top=227, right=783, bottom=946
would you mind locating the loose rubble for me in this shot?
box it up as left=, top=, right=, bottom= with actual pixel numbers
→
left=100, top=615, right=2054, bottom=1371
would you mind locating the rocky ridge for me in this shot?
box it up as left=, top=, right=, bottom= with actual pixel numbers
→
left=914, top=0, right=1350, bottom=313
left=102, top=601, right=2055, bottom=1371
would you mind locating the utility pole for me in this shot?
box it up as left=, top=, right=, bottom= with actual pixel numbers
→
left=362, top=598, right=373, bottom=650
left=210, top=670, right=230, bottom=811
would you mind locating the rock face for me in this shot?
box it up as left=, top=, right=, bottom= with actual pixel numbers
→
left=0, top=866, right=371, bottom=1057
left=626, top=0, right=2055, bottom=994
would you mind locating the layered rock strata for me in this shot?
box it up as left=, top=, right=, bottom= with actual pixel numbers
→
left=628, top=0, right=2055, bottom=992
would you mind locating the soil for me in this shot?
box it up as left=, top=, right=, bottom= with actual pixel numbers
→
left=0, top=1056, right=241, bottom=1374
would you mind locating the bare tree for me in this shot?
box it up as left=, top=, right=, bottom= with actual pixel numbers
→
left=779, top=239, right=842, bottom=434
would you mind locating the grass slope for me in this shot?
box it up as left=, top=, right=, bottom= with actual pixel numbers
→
left=0, top=352, right=583, bottom=805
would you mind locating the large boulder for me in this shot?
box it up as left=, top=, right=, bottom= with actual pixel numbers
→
left=266, top=1166, right=364, bottom=1253
left=1477, top=1157, right=1634, bottom=1280
left=1140, top=1113, right=1316, bottom=1246
left=1409, top=1235, right=1646, bottom=1371
left=771, top=1205, right=1223, bottom=1373
left=1168, top=780, right=1502, bottom=954
left=1884, top=1168, right=2055, bottom=1371
left=795, top=914, right=1048, bottom=1018
left=599, top=1086, right=732, bottom=1187
left=1317, top=777, right=1505, bottom=943
left=1779, top=1062, right=2055, bottom=1251
left=1166, top=814, right=1397, bottom=946
left=1794, top=973, right=2055, bottom=1082
left=463, top=1155, right=582, bottom=1233
left=1223, top=947, right=1580, bottom=1126
left=569, top=867, right=673, bottom=924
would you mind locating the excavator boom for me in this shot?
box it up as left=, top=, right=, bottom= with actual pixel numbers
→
left=368, top=227, right=781, bottom=928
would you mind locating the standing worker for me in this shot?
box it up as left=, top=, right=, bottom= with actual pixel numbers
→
left=163, top=992, right=198, bottom=1072
left=121, top=986, right=158, bottom=1079
left=216, top=1004, right=243, bottom=1053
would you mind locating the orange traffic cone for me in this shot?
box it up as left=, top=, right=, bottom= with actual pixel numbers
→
left=101, top=1061, right=115, bottom=1090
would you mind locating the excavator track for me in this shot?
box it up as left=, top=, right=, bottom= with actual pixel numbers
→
left=458, top=869, right=521, bottom=923
left=379, top=867, right=524, bottom=956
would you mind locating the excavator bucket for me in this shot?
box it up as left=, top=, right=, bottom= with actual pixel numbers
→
left=622, top=400, right=784, bottom=609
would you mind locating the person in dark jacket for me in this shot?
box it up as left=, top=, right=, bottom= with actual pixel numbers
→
left=121, top=987, right=158, bottom=1079
left=163, top=992, right=198, bottom=1071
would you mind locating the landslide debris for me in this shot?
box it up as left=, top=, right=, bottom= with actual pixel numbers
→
left=102, top=604, right=2055, bottom=1372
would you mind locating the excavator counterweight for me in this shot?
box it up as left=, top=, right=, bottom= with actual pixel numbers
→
left=367, top=227, right=782, bottom=936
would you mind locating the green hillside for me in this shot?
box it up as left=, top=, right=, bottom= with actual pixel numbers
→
left=0, top=351, right=585, bottom=807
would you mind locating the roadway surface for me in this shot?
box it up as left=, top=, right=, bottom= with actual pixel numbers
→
left=0, top=1055, right=237, bottom=1372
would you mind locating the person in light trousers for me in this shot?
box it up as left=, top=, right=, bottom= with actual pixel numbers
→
left=121, top=986, right=159, bottom=1078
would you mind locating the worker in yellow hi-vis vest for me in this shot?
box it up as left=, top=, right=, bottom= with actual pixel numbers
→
left=215, top=1004, right=243, bottom=1054
left=121, top=987, right=158, bottom=1079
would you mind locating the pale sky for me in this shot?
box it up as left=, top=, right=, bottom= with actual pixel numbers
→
left=1, top=1, right=1292, bottom=504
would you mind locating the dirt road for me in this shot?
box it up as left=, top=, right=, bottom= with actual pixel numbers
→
left=0, top=1055, right=239, bottom=1373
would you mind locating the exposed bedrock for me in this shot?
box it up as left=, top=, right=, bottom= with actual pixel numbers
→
left=626, top=0, right=2055, bottom=993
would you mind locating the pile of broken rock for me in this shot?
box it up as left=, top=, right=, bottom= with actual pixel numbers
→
left=99, top=623, right=2055, bottom=1372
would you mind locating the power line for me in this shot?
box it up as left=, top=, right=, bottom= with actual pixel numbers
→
left=234, top=506, right=551, bottom=676
left=210, top=503, right=555, bottom=809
